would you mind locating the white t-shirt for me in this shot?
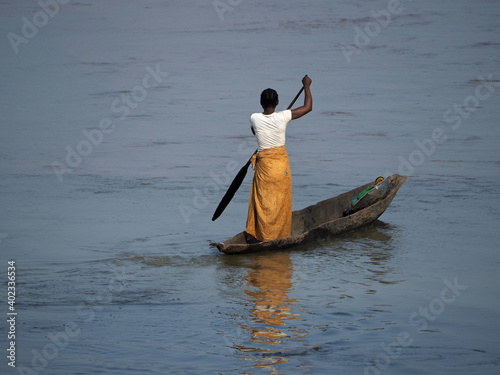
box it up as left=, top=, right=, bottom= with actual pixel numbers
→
left=250, top=110, right=292, bottom=151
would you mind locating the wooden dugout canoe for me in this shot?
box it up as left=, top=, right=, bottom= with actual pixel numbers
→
left=214, top=174, right=407, bottom=255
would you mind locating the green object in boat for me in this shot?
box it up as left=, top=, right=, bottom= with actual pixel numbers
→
left=352, top=187, right=375, bottom=205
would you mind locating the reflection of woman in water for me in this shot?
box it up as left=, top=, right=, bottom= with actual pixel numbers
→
left=240, top=252, right=307, bottom=369
left=244, top=253, right=298, bottom=343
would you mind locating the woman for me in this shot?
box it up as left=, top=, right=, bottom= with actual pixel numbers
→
left=245, top=75, right=313, bottom=242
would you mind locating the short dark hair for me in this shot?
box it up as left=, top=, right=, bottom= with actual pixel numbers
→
left=260, top=88, right=278, bottom=108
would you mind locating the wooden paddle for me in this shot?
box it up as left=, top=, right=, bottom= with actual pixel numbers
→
left=212, top=86, right=305, bottom=221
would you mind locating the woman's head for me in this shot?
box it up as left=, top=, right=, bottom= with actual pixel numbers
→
left=260, top=88, right=279, bottom=109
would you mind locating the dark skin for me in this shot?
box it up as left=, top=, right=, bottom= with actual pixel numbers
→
left=261, top=75, right=313, bottom=118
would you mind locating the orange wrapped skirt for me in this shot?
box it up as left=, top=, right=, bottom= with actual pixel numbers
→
left=245, top=146, right=292, bottom=242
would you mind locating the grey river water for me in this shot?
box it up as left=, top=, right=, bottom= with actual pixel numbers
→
left=1, top=0, right=500, bottom=374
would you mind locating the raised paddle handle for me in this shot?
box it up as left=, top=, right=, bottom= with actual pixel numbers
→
left=287, top=86, right=304, bottom=110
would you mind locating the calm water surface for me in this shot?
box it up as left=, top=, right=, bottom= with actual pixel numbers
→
left=1, top=0, right=499, bottom=374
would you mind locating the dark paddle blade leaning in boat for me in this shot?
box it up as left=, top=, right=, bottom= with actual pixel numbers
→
left=211, top=152, right=255, bottom=221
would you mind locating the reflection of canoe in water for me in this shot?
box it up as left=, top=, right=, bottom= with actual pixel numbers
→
left=215, top=174, right=407, bottom=255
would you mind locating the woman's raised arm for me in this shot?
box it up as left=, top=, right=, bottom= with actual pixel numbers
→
left=291, top=75, right=312, bottom=120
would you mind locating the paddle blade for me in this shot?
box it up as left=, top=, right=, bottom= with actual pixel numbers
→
left=211, top=160, right=251, bottom=221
